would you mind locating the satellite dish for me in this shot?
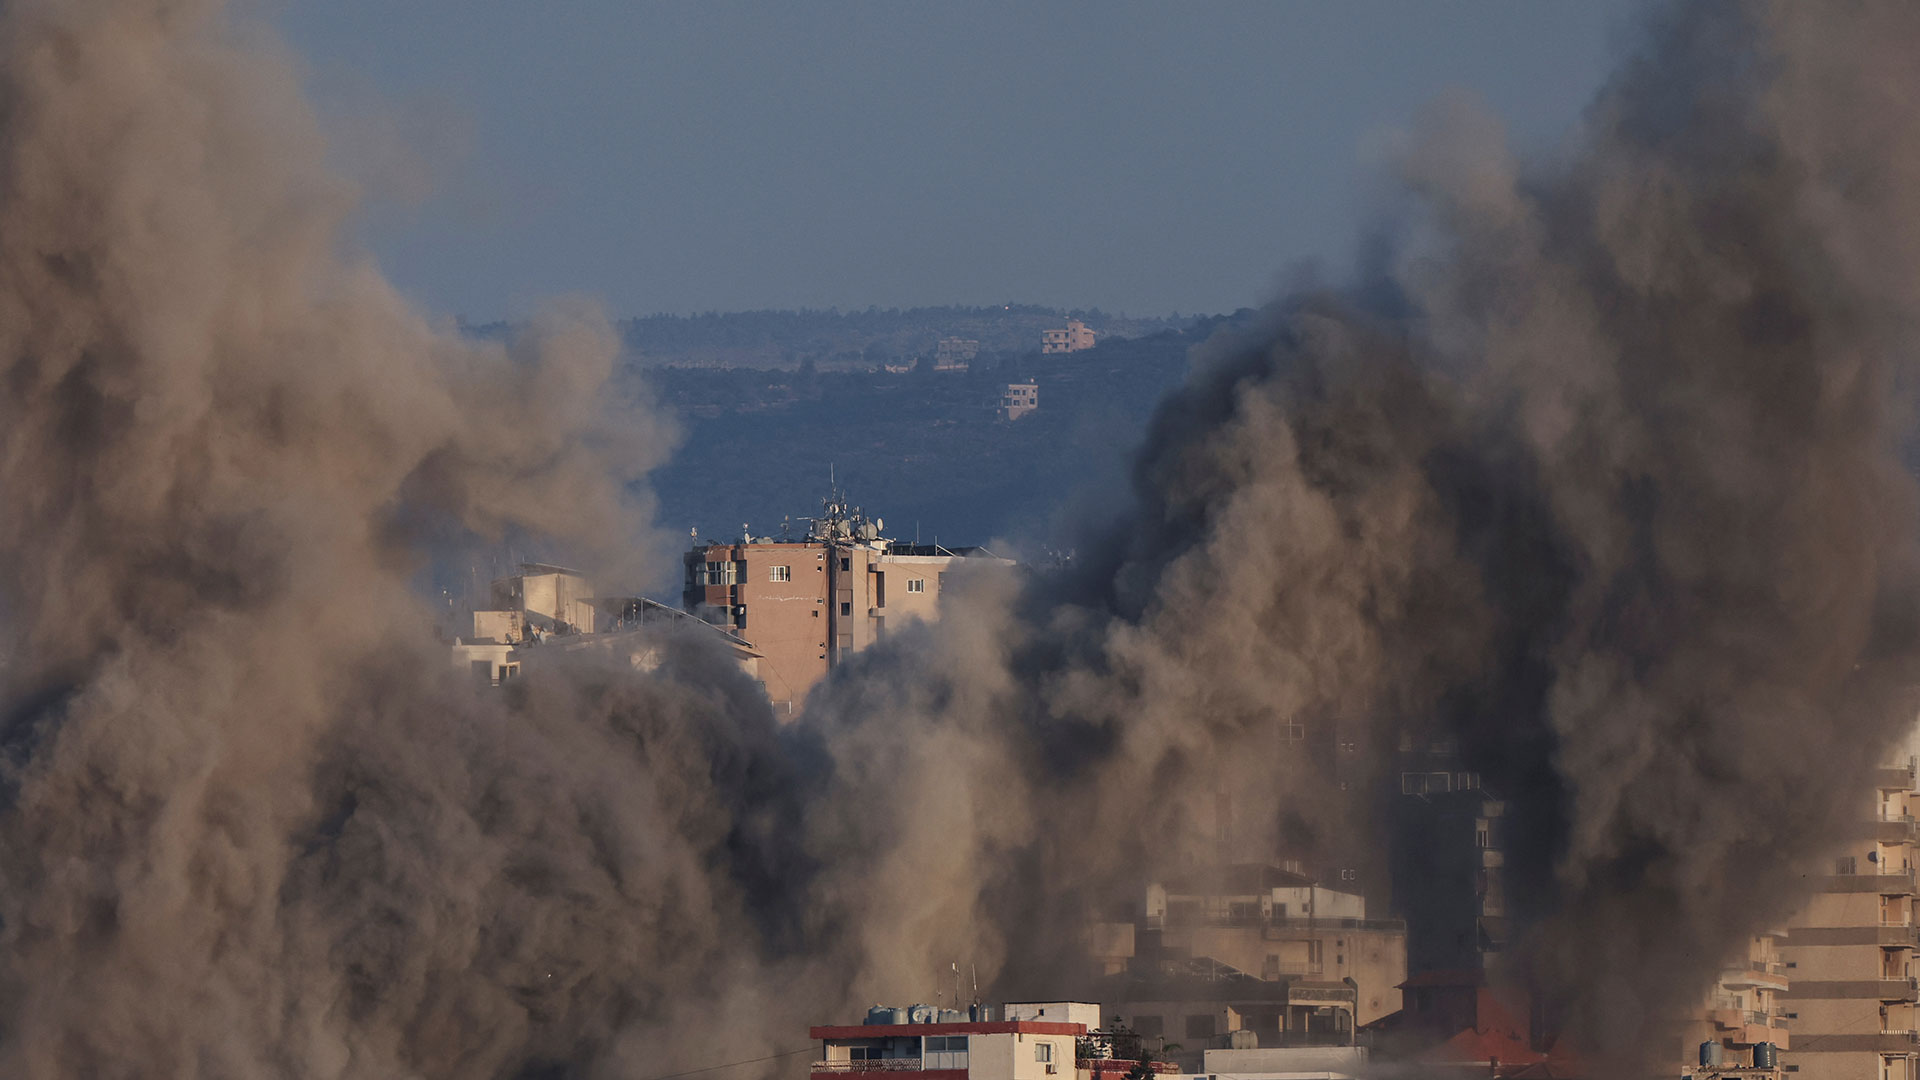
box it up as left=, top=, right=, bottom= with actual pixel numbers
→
left=875, top=518, right=884, bottom=532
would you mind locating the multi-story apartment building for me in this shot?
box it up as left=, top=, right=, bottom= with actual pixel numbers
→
left=1390, top=748, right=1508, bottom=978
left=1041, top=319, right=1096, bottom=354
left=1683, top=933, right=1790, bottom=1080
left=683, top=497, right=1010, bottom=716
left=1783, top=743, right=1920, bottom=1080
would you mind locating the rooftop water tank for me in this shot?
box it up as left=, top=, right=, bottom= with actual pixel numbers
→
left=1700, top=1042, right=1725, bottom=1068
left=969, top=1004, right=996, bottom=1022
left=867, top=1007, right=902, bottom=1026
left=908, top=1004, right=937, bottom=1025
left=938, top=1009, right=964, bottom=1024
left=1754, top=1043, right=1778, bottom=1069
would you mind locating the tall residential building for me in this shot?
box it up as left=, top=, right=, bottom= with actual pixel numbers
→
left=683, top=495, right=1010, bottom=716
left=1390, top=735, right=1507, bottom=977
left=1041, top=319, right=1096, bottom=354
left=1782, top=738, right=1920, bottom=1080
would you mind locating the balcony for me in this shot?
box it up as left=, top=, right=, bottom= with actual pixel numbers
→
left=1819, top=869, right=1918, bottom=896
left=1878, top=762, right=1917, bottom=791
left=1721, top=967, right=1790, bottom=991
left=813, top=1062, right=929, bottom=1073
left=1879, top=817, right=1920, bottom=843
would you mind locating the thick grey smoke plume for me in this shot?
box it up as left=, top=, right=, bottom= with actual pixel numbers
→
left=804, top=0, right=1920, bottom=1061
left=2, top=1, right=1920, bottom=1078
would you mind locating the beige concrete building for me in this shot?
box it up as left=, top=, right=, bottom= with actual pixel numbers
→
left=1001, top=382, right=1038, bottom=421
left=1783, top=739, right=1920, bottom=1080
left=1683, top=933, right=1790, bottom=1080
left=1041, top=319, right=1096, bottom=354
left=684, top=500, right=1010, bottom=717
left=1114, top=865, right=1405, bottom=1028
left=491, top=562, right=601, bottom=635
left=455, top=566, right=758, bottom=687
left=1099, top=958, right=1360, bottom=1070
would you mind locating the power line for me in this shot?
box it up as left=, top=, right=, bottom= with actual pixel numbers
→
left=636, top=1046, right=817, bottom=1080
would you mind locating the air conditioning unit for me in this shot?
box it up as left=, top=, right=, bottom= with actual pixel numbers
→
left=1045, top=1066, right=1057, bottom=1075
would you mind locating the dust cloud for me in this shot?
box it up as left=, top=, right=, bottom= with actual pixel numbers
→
left=0, top=2, right=1916, bottom=1079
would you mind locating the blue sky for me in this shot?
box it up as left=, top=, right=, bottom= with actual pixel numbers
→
left=271, top=1, right=1638, bottom=320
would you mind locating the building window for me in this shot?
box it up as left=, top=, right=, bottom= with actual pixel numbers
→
left=1839, top=856, right=1860, bottom=876
left=840, top=557, right=851, bottom=571
left=841, top=602, right=851, bottom=616
left=1035, top=1044, right=1053, bottom=1063
left=907, top=578, right=926, bottom=593
left=926, top=1037, right=969, bottom=1070
left=769, top=565, right=791, bottom=582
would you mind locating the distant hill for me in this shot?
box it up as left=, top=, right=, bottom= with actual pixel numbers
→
left=642, top=312, right=1255, bottom=551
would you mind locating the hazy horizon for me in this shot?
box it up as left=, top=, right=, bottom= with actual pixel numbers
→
left=273, top=1, right=1639, bottom=321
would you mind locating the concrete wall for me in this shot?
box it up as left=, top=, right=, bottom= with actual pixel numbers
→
left=874, top=554, right=950, bottom=629
left=1157, top=925, right=1403, bottom=1025
left=1004, top=1003, right=1101, bottom=1028
left=472, top=609, right=523, bottom=644
left=689, top=542, right=829, bottom=716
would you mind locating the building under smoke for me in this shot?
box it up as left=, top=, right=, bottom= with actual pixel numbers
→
left=2, top=3, right=1920, bottom=1080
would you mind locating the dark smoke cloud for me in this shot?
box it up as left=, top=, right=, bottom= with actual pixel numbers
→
left=805, top=0, right=1920, bottom=1062
left=0, top=1, right=1917, bottom=1078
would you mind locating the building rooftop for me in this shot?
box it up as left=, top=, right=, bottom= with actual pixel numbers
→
left=1160, top=863, right=1320, bottom=895
left=810, top=1020, right=1087, bottom=1040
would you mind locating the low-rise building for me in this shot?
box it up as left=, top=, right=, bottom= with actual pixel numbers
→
left=1001, top=383, right=1039, bottom=420
left=1132, top=865, right=1405, bottom=1026
left=1097, top=957, right=1359, bottom=1072
left=491, top=562, right=600, bottom=634
left=812, top=1003, right=1163, bottom=1080
left=452, top=570, right=759, bottom=687
left=1042, top=319, right=1096, bottom=354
